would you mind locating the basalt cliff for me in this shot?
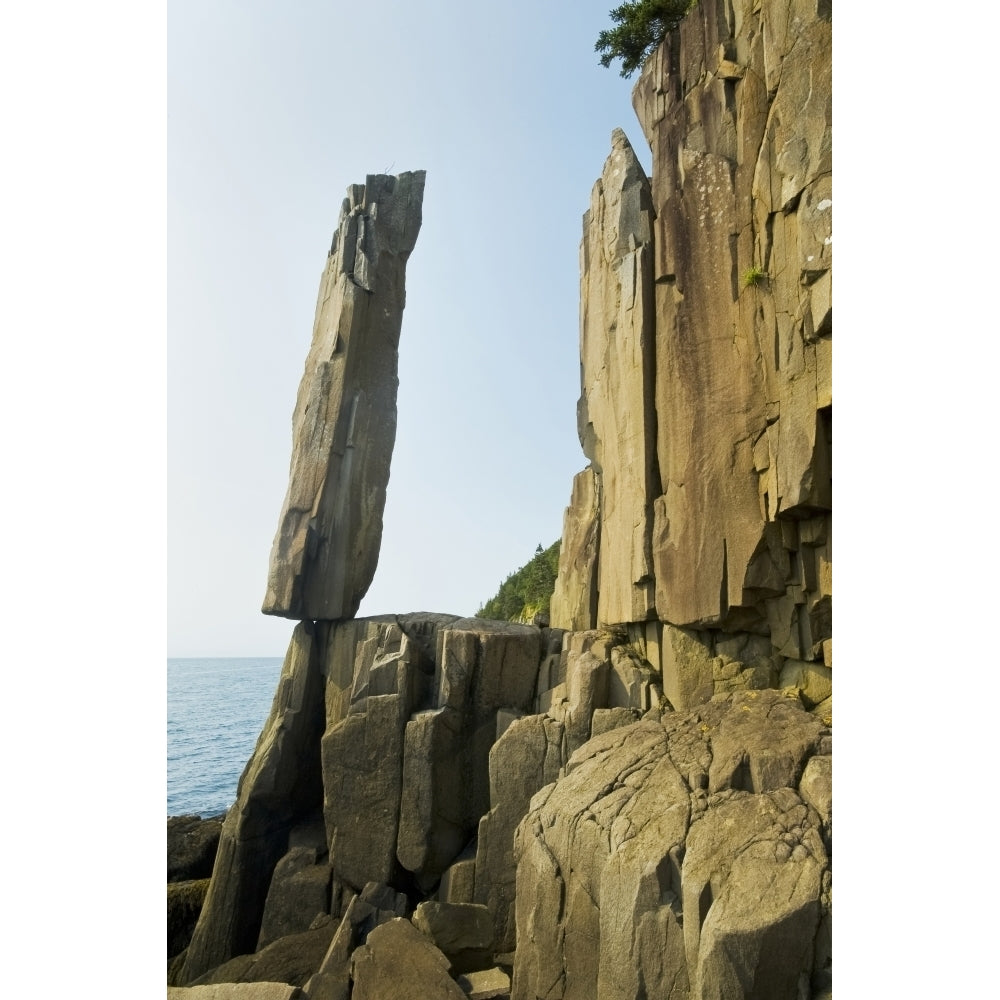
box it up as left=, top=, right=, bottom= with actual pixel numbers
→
left=168, top=4, right=832, bottom=998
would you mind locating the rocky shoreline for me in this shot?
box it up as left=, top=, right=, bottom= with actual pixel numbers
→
left=169, top=2, right=832, bottom=996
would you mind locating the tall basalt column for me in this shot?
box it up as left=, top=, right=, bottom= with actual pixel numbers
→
left=263, top=171, right=426, bottom=621
left=553, top=129, right=656, bottom=630
left=630, top=2, right=832, bottom=644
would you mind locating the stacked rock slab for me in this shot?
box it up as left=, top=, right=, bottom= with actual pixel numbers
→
left=262, top=171, right=426, bottom=621
left=551, top=0, right=832, bottom=714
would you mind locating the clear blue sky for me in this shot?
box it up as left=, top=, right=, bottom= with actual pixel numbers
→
left=169, top=0, right=653, bottom=655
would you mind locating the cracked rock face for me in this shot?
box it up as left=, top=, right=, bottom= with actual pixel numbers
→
left=565, top=128, right=658, bottom=629
left=262, top=171, right=426, bottom=621
left=551, top=0, right=832, bottom=712
left=512, top=689, right=831, bottom=1000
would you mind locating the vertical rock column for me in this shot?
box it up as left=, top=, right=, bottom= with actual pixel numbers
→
left=180, top=622, right=327, bottom=983
left=553, top=129, right=657, bottom=630
left=630, top=1, right=832, bottom=644
left=262, top=171, right=426, bottom=621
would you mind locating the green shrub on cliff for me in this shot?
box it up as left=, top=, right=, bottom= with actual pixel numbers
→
left=476, top=541, right=561, bottom=623
left=596, top=0, right=696, bottom=78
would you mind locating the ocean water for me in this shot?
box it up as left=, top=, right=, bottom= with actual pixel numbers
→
left=167, top=657, right=284, bottom=818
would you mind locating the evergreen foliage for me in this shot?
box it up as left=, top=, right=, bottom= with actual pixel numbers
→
left=595, top=0, right=696, bottom=78
left=476, top=541, right=561, bottom=622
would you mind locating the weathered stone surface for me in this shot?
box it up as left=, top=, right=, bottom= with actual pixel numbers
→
left=455, top=967, right=512, bottom=999
left=300, top=972, right=347, bottom=1000
left=549, top=468, right=599, bottom=631
left=589, top=706, right=640, bottom=738
left=168, top=815, right=224, bottom=882
left=474, top=714, right=566, bottom=951
left=563, top=647, right=610, bottom=754
left=799, top=754, right=832, bottom=832
left=190, top=919, right=336, bottom=989
left=512, top=691, right=830, bottom=1000
left=181, top=624, right=327, bottom=984
left=397, top=619, right=542, bottom=884
left=682, top=789, right=824, bottom=999
left=412, top=901, right=495, bottom=973
left=575, top=128, right=657, bottom=627
left=640, top=2, right=830, bottom=638
left=321, top=616, right=445, bottom=890
left=439, top=840, right=477, bottom=904
left=780, top=657, right=833, bottom=708
left=552, top=0, right=832, bottom=709
left=257, top=846, right=331, bottom=950
left=168, top=985, right=301, bottom=1000
left=309, top=882, right=409, bottom=998
left=351, top=918, right=465, bottom=1000
left=262, top=171, right=426, bottom=621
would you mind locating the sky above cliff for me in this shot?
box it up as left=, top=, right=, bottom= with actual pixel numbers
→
left=168, top=0, right=654, bottom=655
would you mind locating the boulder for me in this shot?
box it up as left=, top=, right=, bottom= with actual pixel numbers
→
left=189, top=917, right=336, bottom=989
left=455, top=967, right=511, bottom=999
left=589, top=707, right=640, bottom=738
left=412, top=901, right=495, bottom=974
left=512, top=691, right=830, bottom=1000
left=305, top=883, right=408, bottom=999
left=262, top=171, right=426, bottom=621
left=438, top=840, right=477, bottom=904
left=257, top=846, right=331, bottom=950
left=474, top=714, right=565, bottom=951
left=168, top=814, right=224, bottom=882
left=350, top=918, right=466, bottom=1000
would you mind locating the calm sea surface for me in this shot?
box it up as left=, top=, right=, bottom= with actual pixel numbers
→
left=167, top=657, right=284, bottom=818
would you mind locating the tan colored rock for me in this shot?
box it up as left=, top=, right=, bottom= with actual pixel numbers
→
left=262, top=171, right=425, bottom=621
left=549, top=468, right=599, bottom=631
left=396, top=619, right=542, bottom=884
left=779, top=657, right=833, bottom=708
left=799, top=754, right=832, bottom=831
left=620, top=1, right=831, bottom=656
left=575, top=128, right=658, bottom=628
left=320, top=619, right=422, bottom=890
left=168, top=986, right=301, bottom=1000
left=455, top=967, right=511, bottom=999
left=351, top=919, right=465, bottom=1000
left=189, top=918, right=336, bottom=989
left=682, top=789, right=825, bottom=999
left=308, top=883, right=408, bottom=998
left=589, top=706, right=640, bottom=737
left=438, top=841, right=477, bottom=904
left=474, top=714, right=566, bottom=951
left=412, top=901, right=495, bottom=973
left=512, top=691, right=830, bottom=1000
left=256, top=845, right=331, bottom=950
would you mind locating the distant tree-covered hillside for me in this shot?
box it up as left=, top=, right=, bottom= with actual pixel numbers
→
left=476, top=541, right=561, bottom=623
